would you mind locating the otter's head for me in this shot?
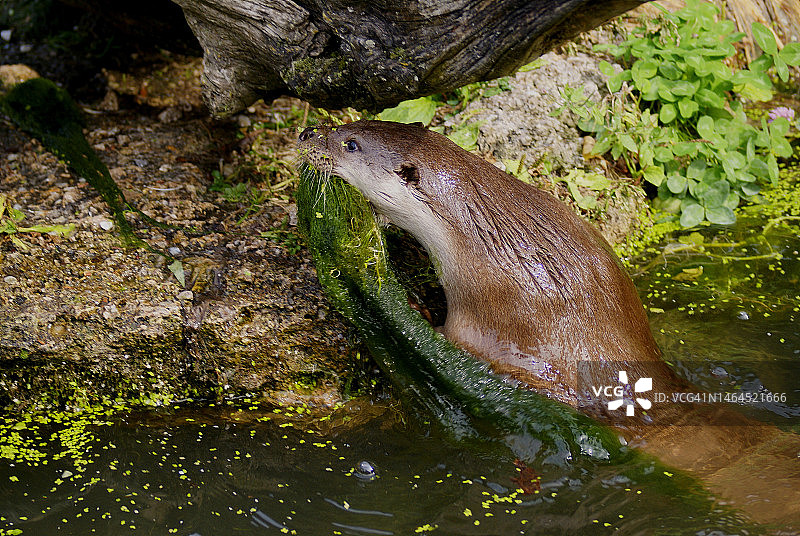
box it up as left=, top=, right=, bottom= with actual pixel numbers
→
left=298, top=120, right=455, bottom=255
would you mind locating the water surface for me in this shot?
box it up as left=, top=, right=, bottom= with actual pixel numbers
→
left=2, top=221, right=798, bottom=536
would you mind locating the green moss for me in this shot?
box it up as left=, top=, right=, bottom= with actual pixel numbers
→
left=1, top=78, right=141, bottom=246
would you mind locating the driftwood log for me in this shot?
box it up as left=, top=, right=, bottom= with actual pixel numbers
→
left=171, top=0, right=645, bottom=116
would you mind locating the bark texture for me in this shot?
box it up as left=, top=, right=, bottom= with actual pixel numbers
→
left=172, top=0, right=645, bottom=115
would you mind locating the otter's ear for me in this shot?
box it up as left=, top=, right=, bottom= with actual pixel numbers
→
left=396, top=164, right=420, bottom=188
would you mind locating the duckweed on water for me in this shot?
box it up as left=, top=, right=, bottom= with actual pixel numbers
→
left=0, top=393, right=758, bottom=534
left=629, top=166, right=800, bottom=320
left=0, top=408, right=113, bottom=469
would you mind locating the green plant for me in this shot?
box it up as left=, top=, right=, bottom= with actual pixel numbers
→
left=260, top=226, right=303, bottom=255
left=378, top=77, right=514, bottom=150
left=378, top=96, right=439, bottom=125
left=448, top=77, right=512, bottom=108
left=209, top=169, right=247, bottom=201
left=209, top=169, right=267, bottom=222
left=0, top=194, right=74, bottom=250
left=567, top=0, right=800, bottom=228
left=554, top=169, right=613, bottom=211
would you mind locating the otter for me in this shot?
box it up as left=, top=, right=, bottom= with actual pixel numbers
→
left=298, top=120, right=800, bottom=528
left=299, top=120, right=684, bottom=412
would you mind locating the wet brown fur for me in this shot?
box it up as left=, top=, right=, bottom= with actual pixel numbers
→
left=300, top=120, right=680, bottom=407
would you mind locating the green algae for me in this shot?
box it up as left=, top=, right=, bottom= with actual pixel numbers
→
left=1, top=78, right=142, bottom=247
left=0, top=77, right=191, bottom=251
left=295, top=164, right=623, bottom=464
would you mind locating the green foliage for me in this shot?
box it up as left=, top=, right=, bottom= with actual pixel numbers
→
left=441, top=119, right=484, bottom=152
left=378, top=96, right=439, bottom=125
left=168, top=259, right=185, bottom=286
left=0, top=193, right=74, bottom=250
left=563, top=0, right=799, bottom=228
left=377, top=77, right=512, bottom=151
left=209, top=169, right=248, bottom=201
left=260, top=227, right=303, bottom=255
left=555, top=169, right=613, bottom=211
left=447, top=77, right=512, bottom=108
left=517, top=57, right=549, bottom=73
left=209, top=169, right=268, bottom=223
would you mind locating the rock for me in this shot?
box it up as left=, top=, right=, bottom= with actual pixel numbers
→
left=98, top=89, right=119, bottom=111
left=452, top=52, right=610, bottom=172
left=0, top=108, right=359, bottom=411
left=0, top=64, right=40, bottom=90
left=158, top=107, right=182, bottom=123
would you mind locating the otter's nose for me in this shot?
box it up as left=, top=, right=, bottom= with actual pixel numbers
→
left=298, top=127, right=317, bottom=142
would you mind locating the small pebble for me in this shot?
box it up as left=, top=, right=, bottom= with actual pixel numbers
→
left=158, top=107, right=182, bottom=123
left=102, top=304, right=119, bottom=320
left=1, top=29, right=12, bottom=41
left=99, top=220, right=113, bottom=231
left=737, top=311, right=749, bottom=320
left=177, top=290, right=194, bottom=301
left=3, top=276, right=19, bottom=285
left=19, top=44, right=32, bottom=53
left=168, top=247, right=181, bottom=256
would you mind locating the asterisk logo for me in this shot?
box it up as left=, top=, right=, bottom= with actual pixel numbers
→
left=608, top=371, right=652, bottom=416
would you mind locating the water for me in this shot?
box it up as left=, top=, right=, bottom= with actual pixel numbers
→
left=1, top=223, right=798, bottom=536
left=642, top=222, right=800, bottom=428
left=0, top=405, right=748, bottom=536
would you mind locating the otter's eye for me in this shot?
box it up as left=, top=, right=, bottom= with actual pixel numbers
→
left=344, top=139, right=360, bottom=152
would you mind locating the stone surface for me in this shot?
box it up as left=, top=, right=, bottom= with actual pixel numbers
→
left=0, top=97, right=359, bottom=411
